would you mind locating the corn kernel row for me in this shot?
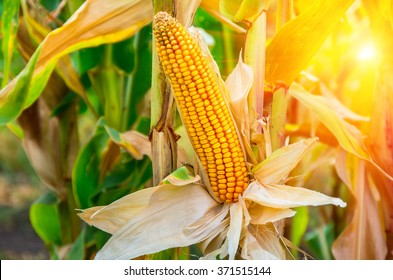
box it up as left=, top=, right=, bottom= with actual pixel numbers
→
left=153, top=12, right=248, bottom=202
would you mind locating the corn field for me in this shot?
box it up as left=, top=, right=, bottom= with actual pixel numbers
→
left=0, top=0, right=392, bottom=260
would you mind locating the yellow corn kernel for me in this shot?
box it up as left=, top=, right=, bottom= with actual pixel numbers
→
left=153, top=12, right=248, bottom=203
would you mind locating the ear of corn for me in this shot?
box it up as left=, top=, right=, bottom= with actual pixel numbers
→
left=153, top=12, right=248, bottom=203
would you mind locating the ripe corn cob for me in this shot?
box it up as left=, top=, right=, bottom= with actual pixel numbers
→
left=153, top=12, right=248, bottom=203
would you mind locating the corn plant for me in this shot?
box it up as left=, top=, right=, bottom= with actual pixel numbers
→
left=0, top=0, right=392, bottom=260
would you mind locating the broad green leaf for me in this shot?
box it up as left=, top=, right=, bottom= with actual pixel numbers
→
left=265, top=0, right=355, bottom=86
left=0, top=0, right=153, bottom=124
left=0, top=46, right=41, bottom=125
left=290, top=83, right=369, bottom=160
left=290, top=206, right=309, bottom=256
left=73, top=121, right=152, bottom=209
left=99, top=155, right=151, bottom=194
left=123, top=25, right=152, bottom=129
left=88, top=63, right=123, bottom=129
left=1, top=0, right=20, bottom=88
left=112, top=38, right=135, bottom=74
left=100, top=157, right=136, bottom=190
left=305, top=223, right=335, bottom=260
left=66, top=228, right=85, bottom=260
left=73, top=129, right=110, bottom=209
left=85, top=226, right=111, bottom=251
left=40, top=0, right=62, bottom=11
left=30, top=191, right=62, bottom=246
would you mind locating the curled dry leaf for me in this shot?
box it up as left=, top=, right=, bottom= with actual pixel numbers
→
left=118, top=131, right=151, bottom=160
left=252, top=137, right=318, bottom=184
left=290, top=83, right=369, bottom=160
left=244, top=181, right=346, bottom=209
left=80, top=184, right=228, bottom=260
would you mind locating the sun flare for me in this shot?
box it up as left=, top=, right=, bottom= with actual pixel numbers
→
left=357, top=43, right=377, bottom=61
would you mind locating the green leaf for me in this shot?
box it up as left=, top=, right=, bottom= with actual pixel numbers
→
left=161, top=166, right=200, bottom=186
left=50, top=92, right=77, bottom=117
left=112, top=38, right=136, bottom=74
left=85, top=225, right=111, bottom=251
left=39, top=0, right=61, bottom=11
left=6, top=122, right=24, bottom=140
left=290, top=206, right=309, bottom=257
left=77, top=46, right=105, bottom=75
left=66, top=228, right=85, bottom=260
left=123, top=25, right=152, bottom=130
left=305, top=223, right=335, bottom=260
left=73, top=128, right=110, bottom=209
left=88, top=62, right=123, bottom=129
left=30, top=191, right=62, bottom=246
left=265, top=0, right=355, bottom=86
left=1, top=0, right=20, bottom=88
left=94, top=229, right=112, bottom=251
left=0, top=46, right=41, bottom=125
left=74, top=119, right=152, bottom=209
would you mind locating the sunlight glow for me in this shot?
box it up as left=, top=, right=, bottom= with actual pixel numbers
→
left=357, top=44, right=377, bottom=61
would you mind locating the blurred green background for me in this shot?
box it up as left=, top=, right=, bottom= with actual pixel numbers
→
left=0, top=126, right=47, bottom=259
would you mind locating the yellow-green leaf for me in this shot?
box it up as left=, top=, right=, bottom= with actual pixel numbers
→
left=20, top=2, right=88, bottom=106
left=0, top=0, right=153, bottom=124
left=220, top=0, right=272, bottom=23
left=1, top=0, right=21, bottom=88
left=0, top=46, right=41, bottom=125
left=200, top=0, right=246, bottom=33
left=265, top=0, right=355, bottom=86
left=160, top=166, right=201, bottom=186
